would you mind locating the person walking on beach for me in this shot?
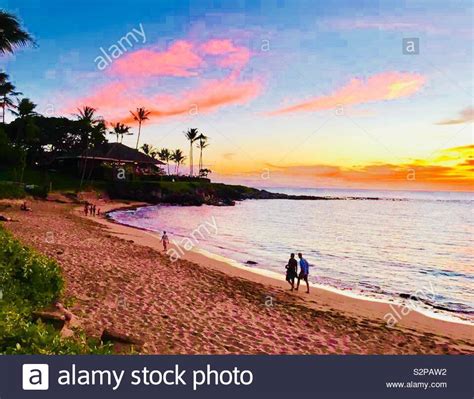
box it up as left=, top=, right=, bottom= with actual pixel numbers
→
left=92, top=204, right=96, bottom=216
left=84, top=202, right=89, bottom=216
left=285, top=253, right=298, bottom=291
left=295, top=253, right=310, bottom=293
left=161, top=231, right=169, bottom=251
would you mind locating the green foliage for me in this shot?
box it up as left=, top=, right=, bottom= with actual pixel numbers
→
left=0, top=226, right=113, bottom=354
left=0, top=127, right=24, bottom=167
left=0, top=231, right=62, bottom=306
left=107, top=180, right=265, bottom=206
left=0, top=181, right=26, bottom=198
left=0, top=166, right=107, bottom=193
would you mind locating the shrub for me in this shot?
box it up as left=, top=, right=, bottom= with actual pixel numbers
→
left=0, top=230, right=63, bottom=306
left=0, top=181, right=26, bottom=199
left=0, top=226, right=112, bottom=354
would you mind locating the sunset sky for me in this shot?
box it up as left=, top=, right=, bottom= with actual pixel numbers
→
left=1, top=0, right=473, bottom=191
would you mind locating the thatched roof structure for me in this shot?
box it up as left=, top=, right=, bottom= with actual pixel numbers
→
left=57, top=143, right=164, bottom=165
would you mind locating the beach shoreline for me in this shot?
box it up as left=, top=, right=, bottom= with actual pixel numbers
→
left=97, top=201, right=474, bottom=342
left=105, top=200, right=474, bottom=327
left=1, top=197, right=473, bottom=353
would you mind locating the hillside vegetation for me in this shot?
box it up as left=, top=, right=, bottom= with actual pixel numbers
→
left=0, top=225, right=112, bottom=354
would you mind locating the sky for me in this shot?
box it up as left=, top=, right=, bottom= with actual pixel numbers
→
left=1, top=0, right=473, bottom=191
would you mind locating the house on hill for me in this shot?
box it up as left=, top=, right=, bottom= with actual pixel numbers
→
left=48, top=142, right=165, bottom=180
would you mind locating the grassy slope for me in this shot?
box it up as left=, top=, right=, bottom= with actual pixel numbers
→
left=0, top=167, right=106, bottom=193
left=0, top=166, right=268, bottom=204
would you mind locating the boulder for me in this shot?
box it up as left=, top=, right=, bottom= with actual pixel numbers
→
left=100, top=328, right=144, bottom=353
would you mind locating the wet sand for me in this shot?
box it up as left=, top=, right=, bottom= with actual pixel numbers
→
left=1, top=198, right=473, bottom=354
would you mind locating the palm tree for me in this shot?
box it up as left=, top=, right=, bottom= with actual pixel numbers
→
left=75, top=106, right=107, bottom=147
left=130, top=107, right=150, bottom=149
left=140, top=143, right=155, bottom=157
left=12, top=97, right=37, bottom=118
left=199, top=168, right=212, bottom=178
left=0, top=11, right=35, bottom=55
left=109, top=122, right=132, bottom=143
left=171, top=149, right=186, bottom=175
left=11, top=98, right=38, bottom=145
left=196, top=133, right=208, bottom=175
left=158, top=148, right=171, bottom=175
left=184, top=128, right=199, bottom=176
left=75, top=106, right=100, bottom=187
left=75, top=105, right=99, bottom=125
left=0, top=74, right=22, bottom=123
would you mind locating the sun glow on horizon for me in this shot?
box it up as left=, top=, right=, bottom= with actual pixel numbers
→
left=4, top=1, right=472, bottom=192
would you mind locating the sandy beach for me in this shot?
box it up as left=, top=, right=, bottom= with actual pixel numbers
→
left=1, top=197, right=473, bottom=354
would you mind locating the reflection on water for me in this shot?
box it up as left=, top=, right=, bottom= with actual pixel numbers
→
left=109, top=189, right=474, bottom=321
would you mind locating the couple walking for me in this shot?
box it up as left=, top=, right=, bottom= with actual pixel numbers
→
left=285, top=253, right=310, bottom=293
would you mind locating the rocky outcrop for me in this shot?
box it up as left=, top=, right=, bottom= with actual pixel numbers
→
left=100, top=329, right=145, bottom=353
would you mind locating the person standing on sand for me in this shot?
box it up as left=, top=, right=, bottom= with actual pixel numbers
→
left=84, top=203, right=88, bottom=216
left=295, top=252, right=310, bottom=293
left=285, top=253, right=298, bottom=291
left=161, top=231, right=169, bottom=251
left=92, top=204, right=96, bottom=216
left=20, top=201, right=32, bottom=211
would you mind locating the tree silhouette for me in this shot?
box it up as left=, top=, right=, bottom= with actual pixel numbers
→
left=0, top=11, right=35, bottom=55
left=184, top=128, right=199, bottom=176
left=130, top=107, right=150, bottom=149
left=0, top=73, right=22, bottom=123
left=171, top=149, right=186, bottom=175
left=158, top=148, right=171, bottom=175
left=110, top=122, right=132, bottom=143
left=196, top=133, right=209, bottom=175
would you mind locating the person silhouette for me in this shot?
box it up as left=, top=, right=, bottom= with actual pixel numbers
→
left=161, top=231, right=169, bottom=251
left=295, top=253, right=310, bottom=293
left=285, top=253, right=298, bottom=291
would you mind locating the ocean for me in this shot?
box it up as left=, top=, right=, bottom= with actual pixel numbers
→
left=108, top=188, right=474, bottom=323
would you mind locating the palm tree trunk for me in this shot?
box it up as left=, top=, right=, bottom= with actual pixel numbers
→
left=199, top=148, right=203, bottom=175
left=79, top=149, right=88, bottom=188
left=79, top=132, right=91, bottom=188
left=135, top=122, right=141, bottom=149
left=189, top=141, right=193, bottom=176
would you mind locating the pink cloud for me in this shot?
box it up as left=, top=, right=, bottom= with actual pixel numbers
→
left=110, top=38, right=252, bottom=79
left=201, top=39, right=238, bottom=55
left=110, top=40, right=203, bottom=78
left=64, top=38, right=261, bottom=123
left=120, top=76, right=262, bottom=123
left=74, top=82, right=141, bottom=110
left=63, top=81, right=147, bottom=121
left=268, top=72, right=426, bottom=115
left=201, top=39, right=251, bottom=70
left=66, top=76, right=261, bottom=124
